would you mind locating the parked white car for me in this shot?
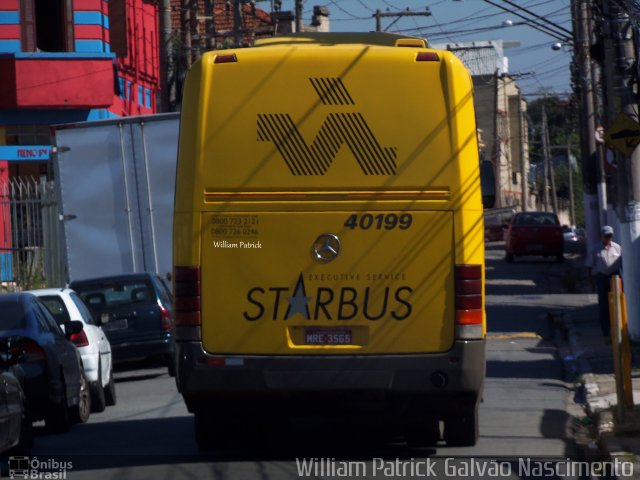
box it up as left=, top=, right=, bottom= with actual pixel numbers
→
left=28, top=288, right=116, bottom=412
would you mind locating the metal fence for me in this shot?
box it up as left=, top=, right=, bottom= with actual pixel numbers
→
left=0, top=177, right=64, bottom=291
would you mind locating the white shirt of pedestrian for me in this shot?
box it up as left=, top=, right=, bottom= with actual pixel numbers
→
left=591, top=241, right=622, bottom=275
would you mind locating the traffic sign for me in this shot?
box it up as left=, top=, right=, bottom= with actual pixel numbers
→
left=604, top=112, right=640, bottom=157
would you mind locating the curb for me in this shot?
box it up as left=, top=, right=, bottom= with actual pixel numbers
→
left=557, top=260, right=640, bottom=479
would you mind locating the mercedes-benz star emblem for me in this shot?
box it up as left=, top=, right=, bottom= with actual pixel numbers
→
left=312, top=233, right=341, bottom=263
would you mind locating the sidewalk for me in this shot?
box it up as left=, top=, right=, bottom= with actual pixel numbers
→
left=556, top=255, right=640, bottom=474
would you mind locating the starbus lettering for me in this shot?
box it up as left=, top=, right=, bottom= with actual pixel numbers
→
left=243, top=274, right=413, bottom=321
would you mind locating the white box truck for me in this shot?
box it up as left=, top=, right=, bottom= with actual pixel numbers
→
left=51, top=113, right=179, bottom=283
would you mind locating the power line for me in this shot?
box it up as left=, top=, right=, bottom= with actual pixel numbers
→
left=326, top=0, right=369, bottom=20
left=355, top=0, right=374, bottom=12
left=373, top=8, right=432, bottom=32
left=411, top=15, right=571, bottom=42
left=421, top=0, right=561, bottom=31
left=499, top=0, right=573, bottom=36
left=482, top=0, right=572, bottom=43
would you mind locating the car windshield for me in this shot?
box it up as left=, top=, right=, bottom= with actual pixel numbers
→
left=515, top=213, right=558, bottom=226
left=0, top=301, right=27, bottom=330
left=75, top=280, right=155, bottom=312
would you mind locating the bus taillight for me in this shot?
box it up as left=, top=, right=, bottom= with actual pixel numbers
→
left=214, top=54, right=238, bottom=64
left=416, top=52, right=439, bottom=62
left=174, top=266, right=201, bottom=326
left=454, top=264, right=483, bottom=339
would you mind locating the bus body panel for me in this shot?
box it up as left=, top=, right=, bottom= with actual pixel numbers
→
left=175, top=43, right=480, bottom=209
left=200, top=210, right=454, bottom=355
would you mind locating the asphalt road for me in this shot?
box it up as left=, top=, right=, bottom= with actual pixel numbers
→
left=22, top=244, right=594, bottom=480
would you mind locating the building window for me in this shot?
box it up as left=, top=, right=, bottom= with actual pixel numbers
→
left=20, top=0, right=74, bottom=52
left=138, top=85, right=144, bottom=106
left=118, top=77, right=126, bottom=99
left=5, top=125, right=50, bottom=146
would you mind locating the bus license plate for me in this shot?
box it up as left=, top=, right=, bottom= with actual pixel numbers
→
left=305, top=328, right=352, bottom=345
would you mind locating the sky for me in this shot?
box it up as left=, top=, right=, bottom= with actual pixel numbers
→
left=280, top=0, right=574, bottom=97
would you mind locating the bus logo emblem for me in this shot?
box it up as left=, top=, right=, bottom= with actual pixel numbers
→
left=257, top=78, right=397, bottom=176
left=312, top=233, right=341, bottom=263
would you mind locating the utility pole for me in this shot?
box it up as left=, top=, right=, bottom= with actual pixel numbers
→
left=609, top=2, right=640, bottom=340
left=568, top=141, right=576, bottom=226
left=295, top=0, right=303, bottom=32
left=572, top=0, right=600, bottom=266
left=182, top=0, right=192, bottom=69
left=233, top=0, right=243, bottom=47
left=541, top=104, right=551, bottom=212
left=191, top=0, right=200, bottom=62
left=159, top=0, right=173, bottom=112
left=520, top=96, right=528, bottom=211
left=543, top=103, right=559, bottom=213
left=493, top=70, right=502, bottom=208
left=204, top=0, right=213, bottom=51
left=589, top=2, right=608, bottom=228
left=373, top=8, right=431, bottom=32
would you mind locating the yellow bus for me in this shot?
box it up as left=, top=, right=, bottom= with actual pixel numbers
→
left=173, top=32, right=485, bottom=447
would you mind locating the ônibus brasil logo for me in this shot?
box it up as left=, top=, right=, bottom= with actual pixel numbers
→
left=243, top=273, right=412, bottom=321
left=257, top=78, right=397, bottom=176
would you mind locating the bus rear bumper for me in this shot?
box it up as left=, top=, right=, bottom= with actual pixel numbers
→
left=176, top=339, right=485, bottom=412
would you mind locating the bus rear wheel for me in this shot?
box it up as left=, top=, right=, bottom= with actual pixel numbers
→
left=443, top=405, right=478, bottom=447
left=405, top=416, right=440, bottom=447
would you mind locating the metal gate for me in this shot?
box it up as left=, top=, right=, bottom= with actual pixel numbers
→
left=0, top=177, right=63, bottom=291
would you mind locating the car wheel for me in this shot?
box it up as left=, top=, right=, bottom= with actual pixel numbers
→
left=505, top=252, right=514, bottom=263
left=443, top=405, right=479, bottom=447
left=91, top=359, right=106, bottom=413
left=166, top=353, right=176, bottom=377
left=45, top=376, right=71, bottom=433
left=194, top=409, right=216, bottom=450
left=405, top=416, right=440, bottom=447
left=194, top=408, right=231, bottom=450
left=70, top=366, right=91, bottom=424
left=9, top=394, right=33, bottom=455
left=104, top=365, right=117, bottom=407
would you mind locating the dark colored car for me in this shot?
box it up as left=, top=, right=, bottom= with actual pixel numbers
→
left=504, top=211, right=564, bottom=263
left=0, top=339, right=32, bottom=455
left=0, top=293, right=90, bottom=433
left=70, top=273, right=175, bottom=375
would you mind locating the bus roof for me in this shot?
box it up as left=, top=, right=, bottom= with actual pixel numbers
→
left=254, top=32, right=429, bottom=48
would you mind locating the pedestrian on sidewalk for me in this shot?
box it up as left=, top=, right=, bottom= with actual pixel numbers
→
left=588, top=225, right=622, bottom=337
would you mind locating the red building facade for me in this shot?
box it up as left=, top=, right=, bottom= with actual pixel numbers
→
left=0, top=0, right=161, bottom=279
left=0, top=0, right=161, bottom=177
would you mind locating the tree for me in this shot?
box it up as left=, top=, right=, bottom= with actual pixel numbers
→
left=527, top=95, right=583, bottom=225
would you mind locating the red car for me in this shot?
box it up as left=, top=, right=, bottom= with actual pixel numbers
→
left=504, top=211, right=564, bottom=263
